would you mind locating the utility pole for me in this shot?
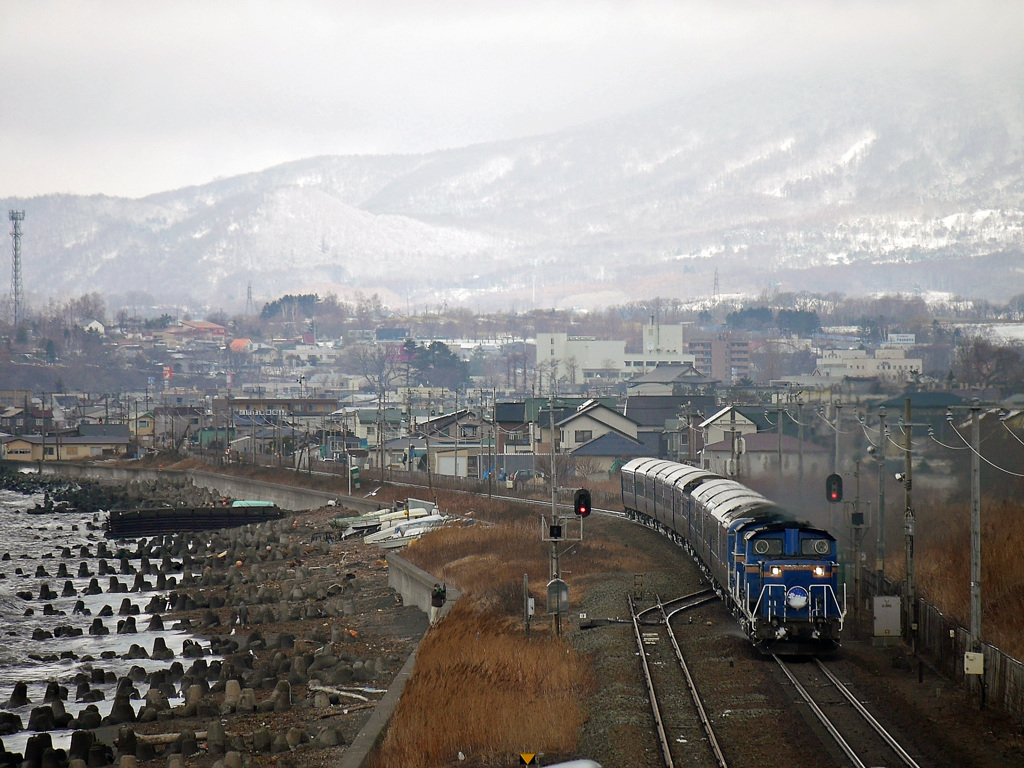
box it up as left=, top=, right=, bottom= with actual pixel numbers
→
left=489, top=389, right=496, bottom=499
left=550, top=403, right=560, bottom=636
left=853, top=459, right=863, bottom=638
left=830, top=399, right=843, bottom=533
left=797, top=400, right=804, bottom=483
left=970, top=399, right=982, bottom=651
left=834, top=399, right=843, bottom=474
left=877, top=406, right=887, bottom=591
left=40, top=392, right=47, bottom=464
left=903, top=397, right=916, bottom=652
left=425, top=396, right=436, bottom=506
left=729, top=406, right=738, bottom=478
left=776, top=399, right=784, bottom=486
left=686, top=403, right=696, bottom=464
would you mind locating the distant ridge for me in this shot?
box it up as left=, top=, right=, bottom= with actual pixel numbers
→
left=4, top=67, right=1024, bottom=312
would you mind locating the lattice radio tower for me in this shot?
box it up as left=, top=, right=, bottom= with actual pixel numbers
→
left=245, top=282, right=256, bottom=316
left=9, top=210, right=25, bottom=326
left=712, top=267, right=721, bottom=306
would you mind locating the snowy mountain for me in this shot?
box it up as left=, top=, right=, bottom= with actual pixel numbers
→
left=5, top=67, right=1024, bottom=313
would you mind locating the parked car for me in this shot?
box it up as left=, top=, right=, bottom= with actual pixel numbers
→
left=509, top=469, right=545, bottom=487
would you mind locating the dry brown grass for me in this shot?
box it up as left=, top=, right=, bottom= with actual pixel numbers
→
left=403, top=499, right=653, bottom=614
left=370, top=597, right=593, bottom=768
left=371, top=492, right=656, bottom=767
left=913, top=496, right=1024, bottom=659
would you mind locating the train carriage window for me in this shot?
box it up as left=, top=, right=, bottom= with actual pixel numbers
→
left=753, top=538, right=783, bottom=555
left=802, top=538, right=831, bottom=555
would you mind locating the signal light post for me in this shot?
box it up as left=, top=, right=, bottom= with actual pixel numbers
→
left=538, top=402, right=587, bottom=637
left=825, top=473, right=843, bottom=503
left=574, top=488, right=592, bottom=518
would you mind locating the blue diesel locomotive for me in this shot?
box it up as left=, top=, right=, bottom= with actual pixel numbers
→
left=620, top=457, right=845, bottom=654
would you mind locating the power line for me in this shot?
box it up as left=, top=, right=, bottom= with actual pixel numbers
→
left=1001, top=418, right=1024, bottom=448
left=946, top=420, right=1024, bottom=478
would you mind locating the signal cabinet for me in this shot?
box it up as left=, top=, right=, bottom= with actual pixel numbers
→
left=873, top=596, right=901, bottom=638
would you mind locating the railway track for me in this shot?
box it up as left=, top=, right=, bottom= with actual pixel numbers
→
left=629, top=592, right=729, bottom=768
left=774, top=655, right=926, bottom=768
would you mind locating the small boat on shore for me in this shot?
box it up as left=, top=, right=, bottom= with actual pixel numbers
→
left=368, top=514, right=450, bottom=548
left=332, top=499, right=439, bottom=539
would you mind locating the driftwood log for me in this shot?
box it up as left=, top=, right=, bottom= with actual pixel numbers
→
left=133, top=731, right=208, bottom=746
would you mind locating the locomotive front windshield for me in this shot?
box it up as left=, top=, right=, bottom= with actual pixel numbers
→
left=752, top=538, right=783, bottom=555
left=800, top=538, right=832, bottom=556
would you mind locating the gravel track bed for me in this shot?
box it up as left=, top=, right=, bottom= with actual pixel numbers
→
left=565, top=512, right=1024, bottom=768
left=566, top=515, right=829, bottom=768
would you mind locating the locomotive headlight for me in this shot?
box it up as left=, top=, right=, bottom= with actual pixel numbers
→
left=814, top=566, right=826, bottom=577
left=770, top=566, right=781, bottom=577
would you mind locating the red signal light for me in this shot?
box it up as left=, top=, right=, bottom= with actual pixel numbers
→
left=573, top=488, right=592, bottom=518
left=825, top=473, right=843, bottom=503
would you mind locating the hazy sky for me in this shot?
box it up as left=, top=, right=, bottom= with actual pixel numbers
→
left=1, top=0, right=1020, bottom=199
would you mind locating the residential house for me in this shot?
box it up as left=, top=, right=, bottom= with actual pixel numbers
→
left=702, top=432, right=829, bottom=481
left=154, top=405, right=204, bottom=449
left=622, top=393, right=716, bottom=460
left=494, top=401, right=532, bottom=454
left=1, top=429, right=130, bottom=461
left=415, top=409, right=494, bottom=477
left=357, top=408, right=407, bottom=454
left=555, top=400, right=639, bottom=453
left=698, top=405, right=761, bottom=448
left=570, top=432, right=648, bottom=476
left=625, top=363, right=719, bottom=397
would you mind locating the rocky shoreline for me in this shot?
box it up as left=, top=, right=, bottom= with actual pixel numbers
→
left=0, top=483, right=425, bottom=768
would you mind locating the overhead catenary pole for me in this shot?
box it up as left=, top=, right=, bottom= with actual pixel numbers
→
left=730, top=405, right=738, bottom=478
left=549, top=401, right=560, bottom=637
left=489, top=388, right=496, bottom=499
left=776, top=399, right=784, bottom=486
left=833, top=399, right=844, bottom=533
left=877, top=406, right=887, bottom=590
left=853, top=459, right=863, bottom=637
left=834, top=399, right=843, bottom=474
left=797, top=400, right=804, bottom=483
left=903, top=397, right=916, bottom=651
left=970, top=399, right=982, bottom=650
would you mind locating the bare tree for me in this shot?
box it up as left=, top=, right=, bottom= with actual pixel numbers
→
left=350, top=343, right=404, bottom=474
left=564, top=355, right=578, bottom=386
left=571, top=455, right=602, bottom=480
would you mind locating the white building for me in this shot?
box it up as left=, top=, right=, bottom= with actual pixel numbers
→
left=537, top=319, right=695, bottom=386
left=815, top=348, right=923, bottom=384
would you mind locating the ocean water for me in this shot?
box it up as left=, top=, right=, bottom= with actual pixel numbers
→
left=0, top=487, right=212, bottom=755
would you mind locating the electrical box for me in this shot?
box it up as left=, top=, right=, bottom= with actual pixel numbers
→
left=873, top=596, right=901, bottom=637
left=964, top=651, right=984, bottom=676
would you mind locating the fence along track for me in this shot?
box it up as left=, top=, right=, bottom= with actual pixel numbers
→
left=629, top=594, right=729, bottom=768
left=773, top=655, right=923, bottom=768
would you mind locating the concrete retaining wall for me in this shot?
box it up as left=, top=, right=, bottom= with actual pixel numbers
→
left=386, top=552, right=460, bottom=618
left=338, top=553, right=459, bottom=768
left=39, top=463, right=381, bottom=514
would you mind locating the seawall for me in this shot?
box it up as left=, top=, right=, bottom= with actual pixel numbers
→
left=36, top=463, right=381, bottom=514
